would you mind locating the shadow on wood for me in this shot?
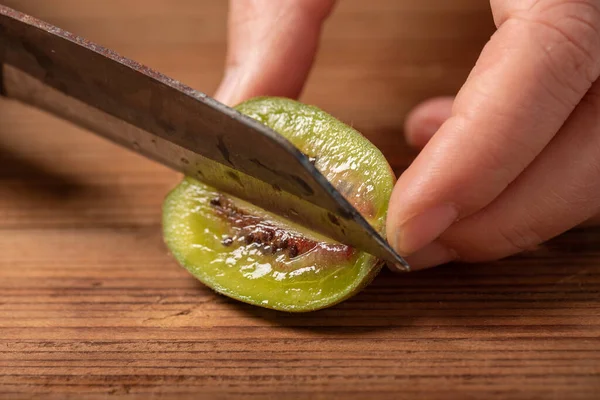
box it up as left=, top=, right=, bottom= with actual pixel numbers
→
left=0, top=142, right=86, bottom=198
left=0, top=121, right=163, bottom=230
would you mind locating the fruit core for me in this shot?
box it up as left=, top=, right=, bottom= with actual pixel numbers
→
left=209, top=194, right=355, bottom=267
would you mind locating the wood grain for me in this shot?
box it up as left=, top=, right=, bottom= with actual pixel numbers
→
left=1, top=1, right=599, bottom=399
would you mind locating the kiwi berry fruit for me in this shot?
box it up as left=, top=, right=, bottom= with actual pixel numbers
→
left=162, top=97, right=395, bottom=312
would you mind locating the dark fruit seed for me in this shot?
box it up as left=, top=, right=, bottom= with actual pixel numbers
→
left=265, top=230, right=275, bottom=241
left=210, top=197, right=221, bottom=206
left=289, top=244, right=299, bottom=258
left=222, top=237, right=234, bottom=247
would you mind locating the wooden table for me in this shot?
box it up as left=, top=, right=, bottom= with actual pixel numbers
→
left=1, top=1, right=599, bottom=398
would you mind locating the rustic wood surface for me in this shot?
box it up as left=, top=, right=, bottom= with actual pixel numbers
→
left=1, top=1, right=599, bottom=399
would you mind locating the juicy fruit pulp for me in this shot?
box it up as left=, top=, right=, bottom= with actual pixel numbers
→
left=162, top=97, right=395, bottom=312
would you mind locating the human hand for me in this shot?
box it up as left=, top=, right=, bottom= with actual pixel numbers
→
left=215, top=0, right=600, bottom=271
left=388, top=0, right=600, bottom=270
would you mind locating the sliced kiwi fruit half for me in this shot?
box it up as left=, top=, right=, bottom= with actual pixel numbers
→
left=162, top=97, right=395, bottom=312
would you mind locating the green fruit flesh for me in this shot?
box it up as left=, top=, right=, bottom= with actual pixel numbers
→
left=162, top=97, right=395, bottom=312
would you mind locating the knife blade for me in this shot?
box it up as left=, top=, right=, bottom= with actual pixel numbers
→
left=0, top=5, right=410, bottom=272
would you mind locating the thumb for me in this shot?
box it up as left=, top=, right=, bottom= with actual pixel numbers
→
left=214, top=0, right=336, bottom=106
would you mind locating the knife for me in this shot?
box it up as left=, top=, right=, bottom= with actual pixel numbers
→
left=0, top=5, right=410, bottom=272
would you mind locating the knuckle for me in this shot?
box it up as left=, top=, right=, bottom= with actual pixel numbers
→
left=522, top=0, right=600, bottom=84
left=440, top=214, right=546, bottom=263
left=452, top=113, right=538, bottom=208
left=496, top=219, right=546, bottom=255
left=493, top=0, right=538, bottom=27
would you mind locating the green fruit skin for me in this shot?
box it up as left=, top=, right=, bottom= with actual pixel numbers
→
left=162, top=97, right=395, bottom=312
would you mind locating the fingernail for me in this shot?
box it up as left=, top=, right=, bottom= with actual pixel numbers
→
left=404, top=240, right=457, bottom=270
left=393, top=204, right=458, bottom=255
left=214, top=67, right=241, bottom=106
